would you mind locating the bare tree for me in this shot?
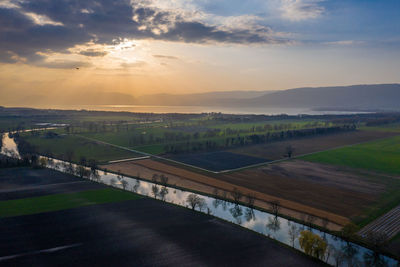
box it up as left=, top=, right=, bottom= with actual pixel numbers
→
left=288, top=224, right=300, bottom=247
left=132, top=180, right=140, bottom=193
left=307, top=214, right=316, bottom=229
left=121, top=179, right=128, bottom=190
left=213, top=188, right=219, bottom=196
left=197, top=198, right=207, bottom=212
left=152, top=174, right=159, bottom=182
left=266, top=216, right=281, bottom=232
left=186, top=193, right=201, bottom=210
left=159, top=186, right=169, bottom=201
left=269, top=200, right=280, bottom=216
left=160, top=174, right=168, bottom=185
left=285, top=145, right=294, bottom=158
left=151, top=184, right=159, bottom=199
left=322, top=217, right=329, bottom=229
left=246, top=193, right=255, bottom=208
left=230, top=187, right=242, bottom=204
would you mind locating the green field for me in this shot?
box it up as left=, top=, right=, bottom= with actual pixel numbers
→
left=79, top=119, right=329, bottom=155
left=302, top=135, right=400, bottom=175
left=361, top=123, right=400, bottom=133
left=0, top=188, right=140, bottom=217
left=20, top=133, right=142, bottom=163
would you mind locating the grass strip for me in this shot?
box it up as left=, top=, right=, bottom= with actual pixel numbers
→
left=0, top=188, right=140, bottom=218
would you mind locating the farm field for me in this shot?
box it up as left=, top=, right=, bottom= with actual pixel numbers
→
left=229, top=130, right=397, bottom=161
left=0, top=167, right=323, bottom=266
left=0, top=188, right=139, bottom=217
left=78, top=118, right=333, bottom=155
left=220, top=160, right=400, bottom=225
left=302, top=135, right=400, bottom=175
left=102, top=159, right=351, bottom=228
left=103, top=157, right=400, bottom=231
left=19, top=132, right=143, bottom=163
left=166, top=151, right=268, bottom=172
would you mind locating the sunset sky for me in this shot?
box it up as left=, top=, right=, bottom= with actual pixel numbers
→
left=1, top=0, right=399, bottom=104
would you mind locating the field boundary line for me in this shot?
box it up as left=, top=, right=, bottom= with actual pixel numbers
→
left=77, top=132, right=400, bottom=174
left=75, top=135, right=222, bottom=174
left=219, top=133, right=400, bottom=173
left=108, top=156, right=150, bottom=164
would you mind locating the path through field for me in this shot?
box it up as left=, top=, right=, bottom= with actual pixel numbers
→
left=358, top=205, right=400, bottom=239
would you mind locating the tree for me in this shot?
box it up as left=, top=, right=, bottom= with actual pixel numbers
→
left=186, top=193, right=202, bottom=210
left=151, top=185, right=159, bottom=199
left=39, top=157, right=47, bottom=168
left=197, top=198, right=207, bottom=212
left=79, top=156, right=87, bottom=166
left=363, top=231, right=389, bottom=266
left=152, top=174, right=159, bottom=182
left=76, top=165, right=87, bottom=178
left=246, top=193, right=255, bottom=208
left=266, top=216, right=281, bottom=232
left=121, top=179, right=128, bottom=190
left=159, top=186, right=169, bottom=201
left=269, top=200, right=280, bottom=216
left=230, top=187, right=242, bottom=204
left=132, top=180, right=140, bottom=193
left=307, top=214, right=316, bottom=228
left=299, top=230, right=327, bottom=260
left=285, top=145, right=294, bottom=158
left=160, top=174, right=168, bottom=185
left=341, top=223, right=359, bottom=239
left=288, top=224, right=300, bottom=247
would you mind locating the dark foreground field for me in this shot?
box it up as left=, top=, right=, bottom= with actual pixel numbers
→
left=0, top=168, right=323, bottom=267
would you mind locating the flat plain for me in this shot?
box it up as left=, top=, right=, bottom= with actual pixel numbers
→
left=0, top=167, right=323, bottom=267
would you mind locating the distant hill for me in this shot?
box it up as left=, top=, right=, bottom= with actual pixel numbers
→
left=135, top=84, right=400, bottom=111
left=244, top=84, right=400, bottom=110
left=134, top=91, right=271, bottom=106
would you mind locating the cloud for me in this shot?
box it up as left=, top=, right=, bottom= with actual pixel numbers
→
left=324, top=40, right=364, bottom=46
left=120, top=61, right=147, bottom=68
left=34, top=59, right=92, bottom=69
left=0, top=0, right=291, bottom=65
left=153, top=54, right=178, bottom=60
left=280, top=0, right=325, bottom=21
left=79, top=49, right=108, bottom=57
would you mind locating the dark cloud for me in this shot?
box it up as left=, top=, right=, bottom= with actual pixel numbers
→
left=34, top=60, right=92, bottom=69
left=79, top=49, right=108, bottom=57
left=0, top=0, right=289, bottom=64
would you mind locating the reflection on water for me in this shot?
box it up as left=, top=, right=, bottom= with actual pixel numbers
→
left=0, top=133, right=398, bottom=267
left=1, top=134, right=20, bottom=159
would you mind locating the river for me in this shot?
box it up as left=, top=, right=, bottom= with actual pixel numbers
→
left=0, top=132, right=398, bottom=266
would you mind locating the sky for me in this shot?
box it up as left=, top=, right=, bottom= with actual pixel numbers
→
left=0, top=0, right=399, bottom=104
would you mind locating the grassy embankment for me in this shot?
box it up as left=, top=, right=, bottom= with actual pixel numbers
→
left=0, top=188, right=140, bottom=217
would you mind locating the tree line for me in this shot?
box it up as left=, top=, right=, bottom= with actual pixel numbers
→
left=163, top=125, right=356, bottom=154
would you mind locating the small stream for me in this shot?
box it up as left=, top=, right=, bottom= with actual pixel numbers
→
left=1, top=132, right=398, bottom=266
